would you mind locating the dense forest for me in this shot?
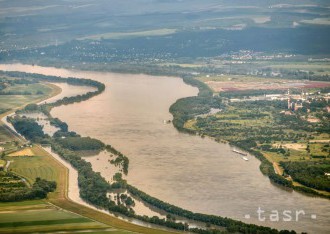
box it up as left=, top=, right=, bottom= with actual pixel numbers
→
left=170, top=75, right=220, bottom=132
left=8, top=116, right=46, bottom=141
left=281, top=161, right=330, bottom=192
left=56, top=137, right=104, bottom=151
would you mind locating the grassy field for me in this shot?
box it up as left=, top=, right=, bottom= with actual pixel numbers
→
left=0, top=159, right=5, bottom=167
left=262, top=141, right=329, bottom=163
left=160, top=63, right=205, bottom=68
left=0, top=84, right=54, bottom=110
left=0, top=82, right=60, bottom=148
left=0, top=83, right=60, bottom=116
left=0, top=201, right=131, bottom=234
left=197, top=74, right=330, bottom=92
left=197, top=74, right=284, bottom=83
left=261, top=61, right=330, bottom=76
left=2, top=83, right=53, bottom=95
left=8, top=147, right=34, bottom=157
left=7, top=146, right=65, bottom=187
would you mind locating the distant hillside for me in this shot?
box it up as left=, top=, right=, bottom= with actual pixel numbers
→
left=0, top=0, right=329, bottom=50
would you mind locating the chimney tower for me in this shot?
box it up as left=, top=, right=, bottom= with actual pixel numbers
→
left=287, top=89, right=291, bottom=110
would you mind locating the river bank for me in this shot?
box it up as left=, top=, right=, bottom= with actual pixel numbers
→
left=1, top=63, right=330, bottom=234
left=41, top=146, right=170, bottom=229
left=0, top=82, right=62, bottom=140
left=0, top=77, right=182, bottom=233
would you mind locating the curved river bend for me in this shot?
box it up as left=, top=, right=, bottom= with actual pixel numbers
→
left=0, top=64, right=329, bottom=234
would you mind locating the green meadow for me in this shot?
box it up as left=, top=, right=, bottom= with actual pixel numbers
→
left=0, top=201, right=131, bottom=234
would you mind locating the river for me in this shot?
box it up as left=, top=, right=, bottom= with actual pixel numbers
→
left=0, top=63, right=329, bottom=234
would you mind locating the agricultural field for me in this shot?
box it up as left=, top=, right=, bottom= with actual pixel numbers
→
left=0, top=125, right=16, bottom=143
left=0, top=90, right=52, bottom=112
left=1, top=83, right=52, bottom=95
left=0, top=201, right=130, bottom=234
left=0, top=79, right=67, bottom=222
left=79, top=28, right=177, bottom=40
left=0, top=170, right=27, bottom=200
left=197, top=74, right=330, bottom=92
left=197, top=75, right=283, bottom=83
left=8, top=147, right=34, bottom=157
left=6, top=145, right=65, bottom=187
left=0, top=78, right=58, bottom=162
left=262, top=142, right=330, bottom=163
left=265, top=61, right=330, bottom=73
left=0, top=95, right=44, bottom=111
left=0, top=80, right=59, bottom=150
left=0, top=76, right=60, bottom=115
left=0, top=160, right=5, bottom=168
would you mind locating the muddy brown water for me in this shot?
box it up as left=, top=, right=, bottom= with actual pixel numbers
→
left=0, top=64, right=329, bottom=234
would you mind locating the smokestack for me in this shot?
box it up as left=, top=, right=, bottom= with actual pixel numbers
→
left=287, top=89, right=291, bottom=110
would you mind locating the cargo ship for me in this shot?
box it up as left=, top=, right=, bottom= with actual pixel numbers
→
left=232, top=148, right=248, bottom=156
left=242, top=156, right=249, bottom=161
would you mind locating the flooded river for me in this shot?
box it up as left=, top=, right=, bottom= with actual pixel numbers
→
left=0, top=64, right=329, bottom=233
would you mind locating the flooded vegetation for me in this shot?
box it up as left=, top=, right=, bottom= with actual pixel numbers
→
left=1, top=1, right=330, bottom=233
left=0, top=64, right=329, bottom=233
left=18, top=112, right=59, bottom=137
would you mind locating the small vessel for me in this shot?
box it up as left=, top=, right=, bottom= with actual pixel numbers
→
left=242, top=156, right=249, bottom=161
left=232, top=148, right=247, bottom=156
left=163, top=120, right=171, bottom=124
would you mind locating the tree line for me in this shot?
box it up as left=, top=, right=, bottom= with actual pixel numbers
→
left=0, top=174, right=56, bottom=202
left=6, top=72, right=297, bottom=233
left=281, top=161, right=330, bottom=192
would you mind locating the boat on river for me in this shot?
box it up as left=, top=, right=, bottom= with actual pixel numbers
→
left=232, top=148, right=247, bottom=156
